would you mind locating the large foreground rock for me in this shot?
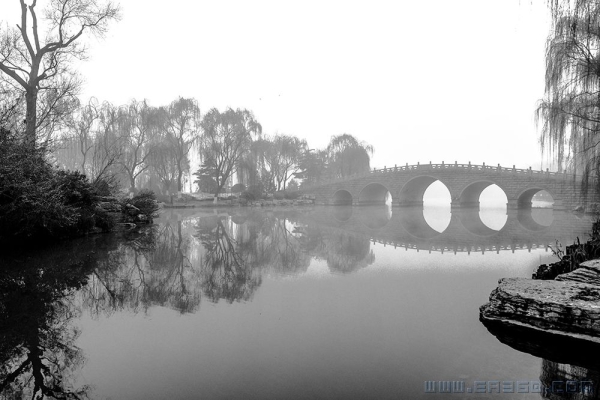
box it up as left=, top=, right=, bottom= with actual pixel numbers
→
left=556, top=259, right=600, bottom=286
left=480, top=277, right=600, bottom=341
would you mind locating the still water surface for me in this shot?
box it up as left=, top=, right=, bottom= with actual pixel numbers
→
left=1, top=205, right=597, bottom=399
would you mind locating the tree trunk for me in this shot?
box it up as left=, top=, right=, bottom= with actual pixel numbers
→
left=129, top=173, right=136, bottom=192
left=25, top=88, right=38, bottom=148
left=177, top=166, right=183, bottom=192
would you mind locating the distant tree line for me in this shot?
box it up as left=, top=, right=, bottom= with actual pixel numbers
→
left=48, top=97, right=375, bottom=201
left=0, top=0, right=376, bottom=206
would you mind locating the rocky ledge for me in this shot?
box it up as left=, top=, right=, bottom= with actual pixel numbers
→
left=480, top=259, right=600, bottom=342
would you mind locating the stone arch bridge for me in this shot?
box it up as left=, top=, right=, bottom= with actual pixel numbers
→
left=303, top=162, right=597, bottom=211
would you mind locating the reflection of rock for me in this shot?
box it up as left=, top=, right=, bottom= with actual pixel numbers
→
left=481, top=318, right=600, bottom=371
left=540, top=360, right=599, bottom=400
left=481, top=318, right=600, bottom=399
left=480, top=277, right=600, bottom=340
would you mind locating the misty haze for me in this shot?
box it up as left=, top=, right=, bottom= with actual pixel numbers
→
left=1, top=1, right=600, bottom=399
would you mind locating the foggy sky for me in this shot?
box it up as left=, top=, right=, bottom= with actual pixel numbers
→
left=0, top=0, right=552, bottom=170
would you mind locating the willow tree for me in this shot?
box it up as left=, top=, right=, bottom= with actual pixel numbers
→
left=537, top=0, right=600, bottom=194
left=326, top=133, right=374, bottom=178
left=197, top=108, right=262, bottom=203
left=0, top=0, right=120, bottom=147
left=164, top=97, right=200, bottom=192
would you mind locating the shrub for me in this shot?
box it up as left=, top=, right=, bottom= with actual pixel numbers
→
left=231, top=183, right=246, bottom=193
left=241, top=191, right=256, bottom=202
left=94, top=207, right=116, bottom=232
left=121, top=189, right=160, bottom=223
left=178, top=193, right=197, bottom=203
left=92, top=175, right=119, bottom=197
left=247, top=184, right=263, bottom=199
left=273, top=192, right=285, bottom=200
left=284, top=191, right=300, bottom=200
left=56, top=170, right=96, bottom=209
left=533, top=220, right=600, bottom=279
left=0, top=129, right=112, bottom=243
left=155, top=194, right=171, bottom=204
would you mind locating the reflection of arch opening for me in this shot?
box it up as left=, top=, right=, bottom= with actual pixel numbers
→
left=398, top=206, right=441, bottom=239
left=520, top=188, right=555, bottom=209
left=332, top=205, right=353, bottom=222
left=358, top=183, right=392, bottom=206
left=332, top=189, right=353, bottom=205
left=423, top=181, right=451, bottom=233
left=357, top=206, right=392, bottom=229
left=457, top=208, right=502, bottom=237
left=517, top=208, right=554, bottom=231
left=478, top=185, right=508, bottom=231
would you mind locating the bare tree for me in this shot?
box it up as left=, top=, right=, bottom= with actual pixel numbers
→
left=0, top=0, right=120, bottom=147
left=90, top=100, right=122, bottom=185
left=65, top=97, right=99, bottom=173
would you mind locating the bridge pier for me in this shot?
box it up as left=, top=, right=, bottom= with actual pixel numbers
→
left=553, top=200, right=566, bottom=211
left=455, top=201, right=480, bottom=210
left=507, top=199, right=532, bottom=210
left=395, top=200, right=424, bottom=208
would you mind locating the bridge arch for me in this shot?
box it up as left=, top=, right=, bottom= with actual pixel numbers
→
left=516, top=187, right=556, bottom=209
left=457, top=180, right=508, bottom=209
left=332, top=189, right=353, bottom=205
left=398, top=176, right=447, bottom=207
left=358, top=182, right=392, bottom=206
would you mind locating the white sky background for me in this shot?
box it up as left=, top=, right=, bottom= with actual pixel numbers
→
left=0, top=0, right=553, bottom=171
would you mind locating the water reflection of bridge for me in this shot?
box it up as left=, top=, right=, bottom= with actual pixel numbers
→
left=300, top=206, right=592, bottom=254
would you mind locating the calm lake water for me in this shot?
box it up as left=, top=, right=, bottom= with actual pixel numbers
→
left=1, top=205, right=598, bottom=399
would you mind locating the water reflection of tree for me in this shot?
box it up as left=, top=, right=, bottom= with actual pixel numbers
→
left=82, top=210, right=376, bottom=316
left=324, top=231, right=375, bottom=273
left=294, top=222, right=375, bottom=274
left=233, top=209, right=375, bottom=274
left=82, top=222, right=202, bottom=315
left=233, top=210, right=311, bottom=276
left=195, top=215, right=262, bottom=303
left=0, top=240, right=109, bottom=399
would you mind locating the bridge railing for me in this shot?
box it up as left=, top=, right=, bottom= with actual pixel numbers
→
left=300, top=162, right=584, bottom=190
left=369, top=237, right=550, bottom=254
